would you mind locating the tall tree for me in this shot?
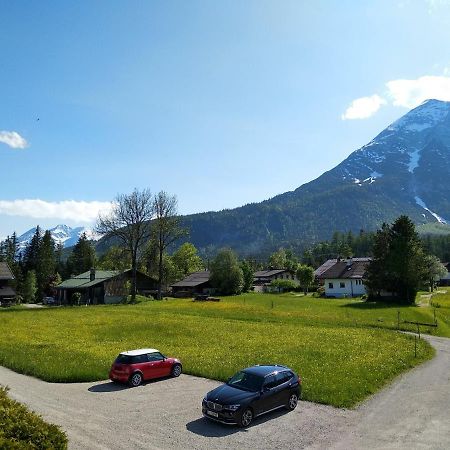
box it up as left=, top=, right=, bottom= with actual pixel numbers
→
left=23, top=270, right=38, bottom=303
left=423, top=254, right=447, bottom=292
left=296, top=264, right=315, bottom=294
left=67, top=233, right=96, bottom=275
left=172, top=242, right=203, bottom=279
left=97, top=246, right=131, bottom=271
left=97, top=188, right=154, bottom=300
left=152, top=191, right=186, bottom=299
left=210, top=248, right=244, bottom=295
left=37, top=230, right=56, bottom=297
left=240, top=259, right=254, bottom=293
left=22, top=226, right=42, bottom=273
left=366, top=216, right=426, bottom=304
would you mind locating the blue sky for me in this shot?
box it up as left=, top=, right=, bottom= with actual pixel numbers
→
left=1, top=0, right=450, bottom=239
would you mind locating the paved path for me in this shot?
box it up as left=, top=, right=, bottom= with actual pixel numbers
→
left=1, top=334, right=449, bottom=449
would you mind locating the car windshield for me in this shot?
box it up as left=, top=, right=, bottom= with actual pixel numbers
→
left=227, top=371, right=264, bottom=392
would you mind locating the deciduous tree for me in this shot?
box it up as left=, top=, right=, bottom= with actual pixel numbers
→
left=152, top=191, right=186, bottom=299
left=210, top=248, right=243, bottom=295
left=97, top=188, right=154, bottom=300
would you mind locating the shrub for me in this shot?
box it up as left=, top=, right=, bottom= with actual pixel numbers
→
left=0, top=387, right=67, bottom=449
left=269, top=279, right=299, bottom=292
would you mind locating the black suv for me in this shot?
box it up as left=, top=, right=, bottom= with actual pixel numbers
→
left=202, top=365, right=301, bottom=427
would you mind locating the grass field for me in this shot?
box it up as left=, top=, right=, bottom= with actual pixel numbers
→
left=0, top=292, right=440, bottom=408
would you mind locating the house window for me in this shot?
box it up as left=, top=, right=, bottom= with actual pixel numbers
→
left=340, top=282, right=345, bottom=288
left=328, top=282, right=333, bottom=289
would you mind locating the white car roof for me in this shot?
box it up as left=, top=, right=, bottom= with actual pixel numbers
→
left=119, top=348, right=160, bottom=356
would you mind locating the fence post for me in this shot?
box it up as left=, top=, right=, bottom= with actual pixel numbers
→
left=417, top=323, right=420, bottom=339
left=434, top=308, right=437, bottom=326
left=397, top=311, right=400, bottom=330
left=271, top=300, right=274, bottom=309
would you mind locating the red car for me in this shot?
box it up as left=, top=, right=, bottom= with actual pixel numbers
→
left=109, top=348, right=182, bottom=387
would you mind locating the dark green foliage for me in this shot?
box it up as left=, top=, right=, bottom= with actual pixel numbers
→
left=269, top=278, right=298, bottom=292
left=0, top=387, right=67, bottom=449
left=36, top=231, right=56, bottom=297
left=66, top=233, right=96, bottom=275
left=97, top=246, right=131, bottom=271
left=23, top=270, right=37, bottom=303
left=240, top=260, right=254, bottom=292
left=366, top=216, right=427, bottom=304
left=296, top=264, right=315, bottom=294
left=210, top=248, right=244, bottom=295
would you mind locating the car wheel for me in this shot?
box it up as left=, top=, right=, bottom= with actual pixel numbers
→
left=239, top=408, right=253, bottom=428
left=129, top=372, right=143, bottom=387
left=286, top=393, right=298, bottom=411
left=171, top=363, right=182, bottom=377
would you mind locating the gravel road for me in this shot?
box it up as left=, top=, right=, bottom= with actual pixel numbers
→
left=1, top=334, right=449, bottom=450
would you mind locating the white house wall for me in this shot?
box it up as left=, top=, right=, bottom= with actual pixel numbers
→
left=324, top=278, right=366, bottom=297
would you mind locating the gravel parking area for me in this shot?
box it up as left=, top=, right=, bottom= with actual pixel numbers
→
left=1, top=334, right=449, bottom=449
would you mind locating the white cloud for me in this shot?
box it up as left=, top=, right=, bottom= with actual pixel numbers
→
left=0, top=199, right=112, bottom=223
left=386, top=75, right=450, bottom=108
left=341, top=95, right=387, bottom=120
left=0, top=131, right=28, bottom=149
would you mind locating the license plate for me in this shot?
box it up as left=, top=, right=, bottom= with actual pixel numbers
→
left=207, top=410, right=219, bottom=418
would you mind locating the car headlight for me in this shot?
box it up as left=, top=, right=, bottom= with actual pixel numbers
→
left=202, top=397, right=207, bottom=403
left=224, top=404, right=241, bottom=411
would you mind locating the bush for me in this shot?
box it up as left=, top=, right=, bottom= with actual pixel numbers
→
left=269, top=279, right=299, bottom=292
left=0, top=387, right=67, bottom=449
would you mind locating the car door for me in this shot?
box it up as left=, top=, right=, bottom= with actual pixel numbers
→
left=132, top=354, right=153, bottom=380
left=271, top=371, right=292, bottom=407
left=146, top=352, right=167, bottom=378
left=255, top=374, right=279, bottom=415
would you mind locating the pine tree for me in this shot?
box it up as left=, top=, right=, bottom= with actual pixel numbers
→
left=37, top=230, right=56, bottom=297
left=366, top=216, right=426, bottom=304
left=23, top=226, right=42, bottom=273
left=67, top=233, right=96, bottom=275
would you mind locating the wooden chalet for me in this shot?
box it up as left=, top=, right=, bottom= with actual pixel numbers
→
left=56, top=268, right=157, bottom=305
left=171, top=270, right=213, bottom=297
left=0, top=262, right=16, bottom=306
left=253, top=269, right=298, bottom=292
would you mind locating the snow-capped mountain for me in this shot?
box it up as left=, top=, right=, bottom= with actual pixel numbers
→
left=178, top=99, right=450, bottom=253
left=329, top=99, right=450, bottom=224
left=16, top=224, right=100, bottom=251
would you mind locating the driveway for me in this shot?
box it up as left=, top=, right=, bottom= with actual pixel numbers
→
left=1, top=334, right=449, bottom=450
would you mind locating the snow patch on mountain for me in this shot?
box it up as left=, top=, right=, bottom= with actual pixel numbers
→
left=408, top=148, right=421, bottom=173
left=415, top=197, right=447, bottom=224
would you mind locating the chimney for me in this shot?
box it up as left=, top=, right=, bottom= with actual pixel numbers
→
left=90, top=268, right=95, bottom=282
left=346, top=257, right=353, bottom=267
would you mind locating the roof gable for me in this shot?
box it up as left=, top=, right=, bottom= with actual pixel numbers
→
left=171, top=270, right=210, bottom=287
left=316, top=258, right=371, bottom=279
left=0, top=262, right=14, bottom=281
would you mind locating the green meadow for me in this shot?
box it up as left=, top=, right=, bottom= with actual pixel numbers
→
left=0, top=292, right=444, bottom=408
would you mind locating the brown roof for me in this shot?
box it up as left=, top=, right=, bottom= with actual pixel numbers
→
left=316, top=258, right=371, bottom=280
left=254, top=269, right=290, bottom=278
left=171, top=270, right=210, bottom=288
left=0, top=262, right=14, bottom=281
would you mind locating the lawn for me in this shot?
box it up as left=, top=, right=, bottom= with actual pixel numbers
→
left=0, top=292, right=438, bottom=408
